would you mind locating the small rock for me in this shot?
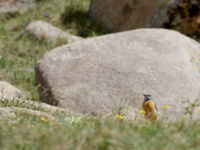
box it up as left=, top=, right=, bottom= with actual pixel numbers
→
left=0, top=81, right=25, bottom=99
left=25, top=21, right=83, bottom=43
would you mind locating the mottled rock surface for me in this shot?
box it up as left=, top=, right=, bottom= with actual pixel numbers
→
left=89, top=0, right=200, bottom=41
left=88, top=0, right=158, bottom=31
left=25, top=21, right=83, bottom=43
left=150, top=0, right=200, bottom=41
left=0, top=81, right=25, bottom=99
left=35, top=29, right=200, bottom=119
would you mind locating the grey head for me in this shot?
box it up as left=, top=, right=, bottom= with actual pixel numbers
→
left=144, top=94, right=152, bottom=101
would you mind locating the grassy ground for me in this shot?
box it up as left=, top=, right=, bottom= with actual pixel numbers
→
left=0, top=97, right=200, bottom=150
left=0, top=0, right=109, bottom=100
left=0, top=106, right=200, bottom=150
left=1, top=0, right=200, bottom=149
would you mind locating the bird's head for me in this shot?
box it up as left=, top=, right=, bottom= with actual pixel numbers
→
left=144, top=94, right=152, bottom=101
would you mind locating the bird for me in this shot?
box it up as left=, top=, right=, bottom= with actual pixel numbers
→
left=142, top=94, right=158, bottom=121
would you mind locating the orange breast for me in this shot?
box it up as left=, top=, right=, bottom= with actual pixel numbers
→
left=142, top=100, right=158, bottom=121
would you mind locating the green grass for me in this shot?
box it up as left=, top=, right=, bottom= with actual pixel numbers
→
left=0, top=112, right=200, bottom=150
left=0, top=0, right=109, bottom=100
left=0, top=97, right=200, bottom=150
left=61, top=1, right=109, bottom=37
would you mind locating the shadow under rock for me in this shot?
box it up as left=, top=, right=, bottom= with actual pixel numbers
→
left=61, top=8, right=110, bottom=38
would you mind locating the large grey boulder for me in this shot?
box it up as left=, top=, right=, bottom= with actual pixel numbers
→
left=25, top=21, right=83, bottom=44
left=88, top=0, right=158, bottom=32
left=35, top=29, right=200, bottom=118
left=0, top=81, right=25, bottom=99
left=88, top=0, right=200, bottom=41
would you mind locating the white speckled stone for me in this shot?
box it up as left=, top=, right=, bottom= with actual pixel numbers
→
left=36, top=29, right=200, bottom=119
left=0, top=81, right=25, bottom=99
